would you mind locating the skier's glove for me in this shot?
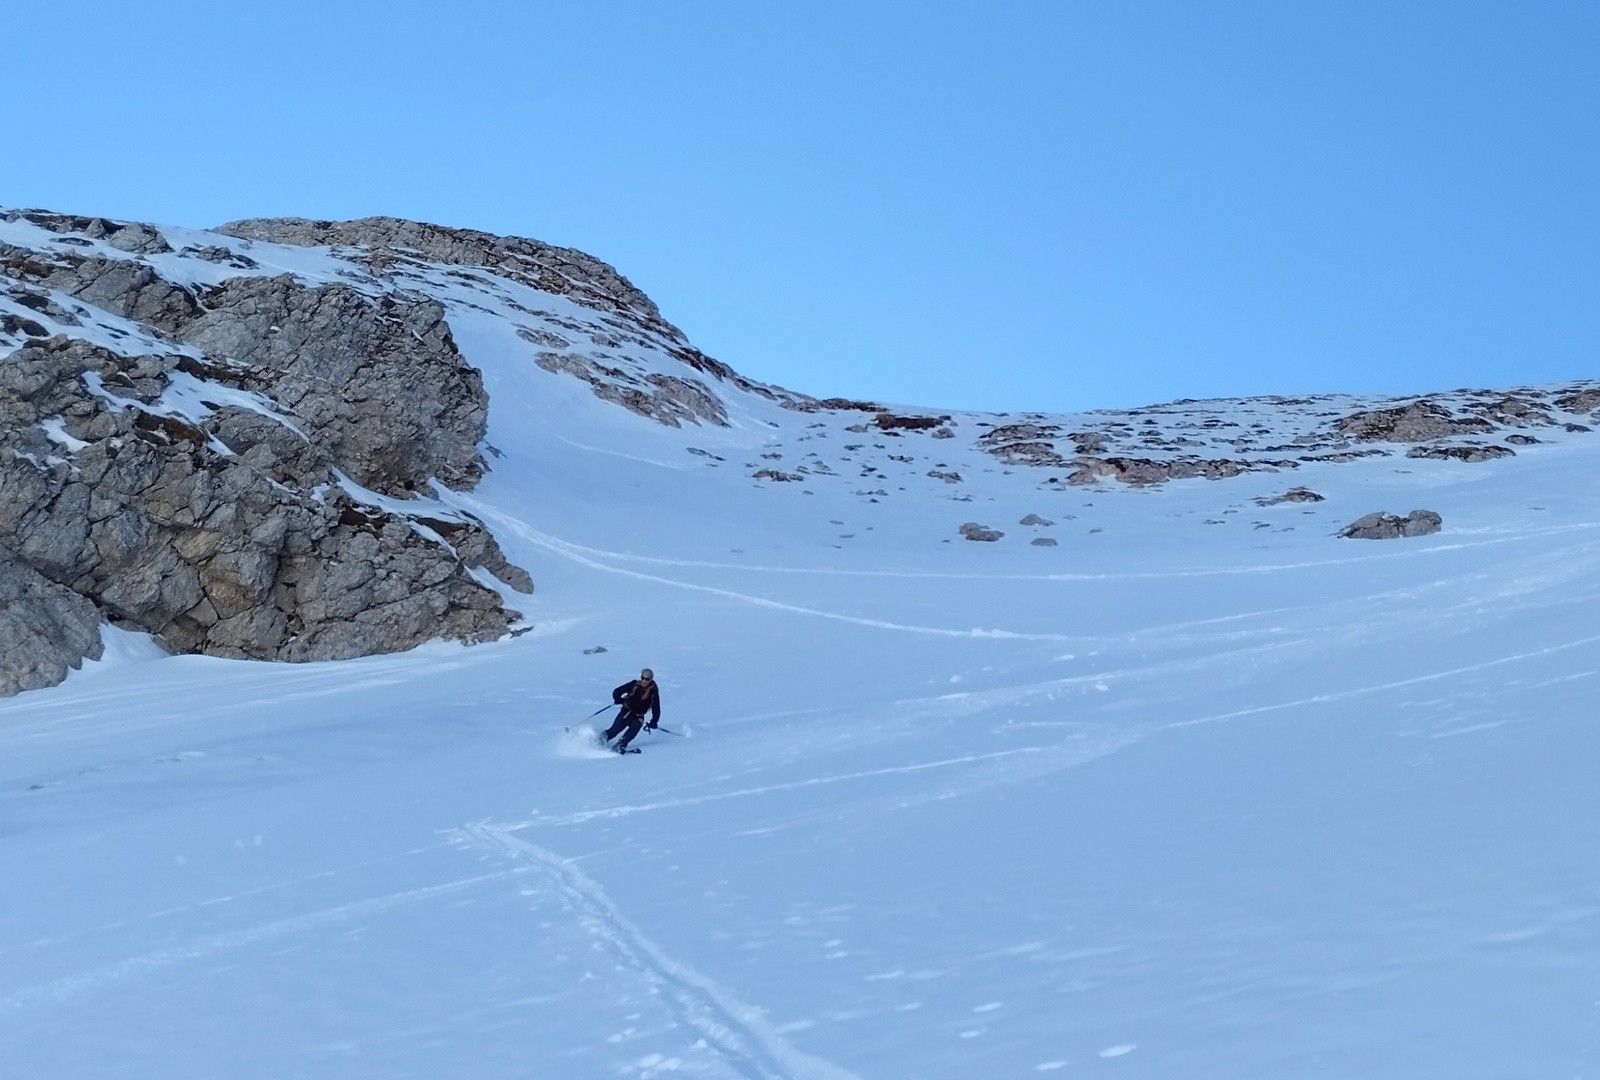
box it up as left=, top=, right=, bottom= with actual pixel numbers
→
left=647, top=719, right=659, bottom=729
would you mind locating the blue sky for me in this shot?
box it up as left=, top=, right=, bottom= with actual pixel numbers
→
left=11, top=2, right=1597, bottom=412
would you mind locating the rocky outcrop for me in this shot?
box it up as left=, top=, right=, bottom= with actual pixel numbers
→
left=532, top=347, right=728, bottom=427
left=1339, top=510, right=1443, bottom=540
left=1555, top=388, right=1600, bottom=416
left=874, top=412, right=949, bottom=431
left=0, top=338, right=522, bottom=667
left=1406, top=444, right=1515, bottom=463
left=1468, top=395, right=1554, bottom=427
left=1256, top=487, right=1324, bottom=506
left=1066, top=455, right=1267, bottom=486
left=0, top=552, right=104, bottom=696
left=178, top=276, right=487, bottom=494
left=11, top=211, right=172, bottom=255
left=1333, top=400, right=1494, bottom=442
left=217, top=215, right=665, bottom=329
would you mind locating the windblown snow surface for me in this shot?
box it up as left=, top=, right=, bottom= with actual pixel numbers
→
left=3, top=221, right=1599, bottom=1079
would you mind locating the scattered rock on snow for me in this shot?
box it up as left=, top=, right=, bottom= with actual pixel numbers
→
left=1255, top=487, right=1325, bottom=506
left=1405, top=443, right=1515, bottom=462
left=1333, top=400, right=1493, bottom=442
left=1339, top=510, right=1443, bottom=540
left=958, top=522, right=1004, bottom=542
left=1030, top=537, right=1059, bottom=547
left=1019, top=514, right=1054, bottom=526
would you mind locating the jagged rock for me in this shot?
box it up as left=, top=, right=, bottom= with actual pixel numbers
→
left=990, top=441, right=1070, bottom=467
left=13, top=211, right=172, bottom=255
left=1406, top=443, right=1515, bottom=462
left=29, top=250, right=203, bottom=334
left=217, top=215, right=665, bottom=328
left=583, top=645, right=608, bottom=655
left=178, top=275, right=488, bottom=493
left=0, top=338, right=522, bottom=688
left=1469, top=395, right=1554, bottom=427
left=1066, top=455, right=1259, bottom=486
left=0, top=552, right=104, bottom=696
left=533, top=349, right=728, bottom=427
left=1505, top=434, right=1540, bottom=446
left=1333, top=400, right=1494, bottom=442
left=753, top=469, right=802, bottom=482
left=1555, top=388, right=1600, bottom=415
left=959, top=522, right=1004, bottom=542
left=1566, top=423, right=1592, bottom=433
left=1020, top=514, right=1054, bottom=526
left=1255, top=487, right=1325, bottom=506
left=1340, top=510, right=1443, bottom=540
left=927, top=469, right=962, bottom=483
left=874, top=412, right=948, bottom=431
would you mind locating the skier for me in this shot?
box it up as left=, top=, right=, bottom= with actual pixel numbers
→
left=599, top=668, right=661, bottom=753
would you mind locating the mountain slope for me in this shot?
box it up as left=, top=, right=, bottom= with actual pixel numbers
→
left=1, top=209, right=1598, bottom=1079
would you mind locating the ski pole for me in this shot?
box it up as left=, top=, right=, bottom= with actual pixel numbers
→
left=650, top=725, right=685, bottom=737
left=565, top=703, right=613, bottom=730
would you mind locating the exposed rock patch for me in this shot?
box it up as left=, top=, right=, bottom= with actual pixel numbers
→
left=1405, top=444, right=1515, bottom=463
left=1255, top=487, right=1325, bottom=506
left=0, top=336, right=524, bottom=684
left=1555, top=388, right=1600, bottom=416
left=874, top=412, right=949, bottom=431
left=1333, top=400, right=1494, bottom=442
left=1340, top=510, right=1443, bottom=540
left=958, top=522, right=1004, bottom=542
left=0, top=552, right=105, bottom=696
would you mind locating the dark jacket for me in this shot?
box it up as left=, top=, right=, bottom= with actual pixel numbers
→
left=612, top=679, right=661, bottom=723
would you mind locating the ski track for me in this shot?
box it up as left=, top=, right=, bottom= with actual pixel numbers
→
left=503, top=747, right=1050, bottom=828
left=1165, top=631, right=1600, bottom=732
left=0, top=870, right=518, bottom=1013
left=448, top=506, right=1600, bottom=581
left=448, top=504, right=1084, bottom=642
left=459, top=823, right=864, bottom=1080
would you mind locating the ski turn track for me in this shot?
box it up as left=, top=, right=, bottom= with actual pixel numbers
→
left=458, top=823, right=863, bottom=1080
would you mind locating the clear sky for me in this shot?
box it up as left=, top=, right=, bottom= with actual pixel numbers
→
left=10, top=2, right=1597, bottom=412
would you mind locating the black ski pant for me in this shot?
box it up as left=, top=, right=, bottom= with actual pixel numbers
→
left=603, top=708, right=644, bottom=749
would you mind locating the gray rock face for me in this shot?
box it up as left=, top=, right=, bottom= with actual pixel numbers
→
left=179, top=276, right=487, bottom=494
left=13, top=211, right=172, bottom=254
left=0, top=339, right=521, bottom=669
left=2, top=207, right=543, bottom=696
left=1339, top=510, right=1443, bottom=540
left=216, top=216, right=664, bottom=327
left=0, top=552, right=104, bottom=696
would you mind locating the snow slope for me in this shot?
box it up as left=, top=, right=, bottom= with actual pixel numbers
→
left=2, top=216, right=1599, bottom=1078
